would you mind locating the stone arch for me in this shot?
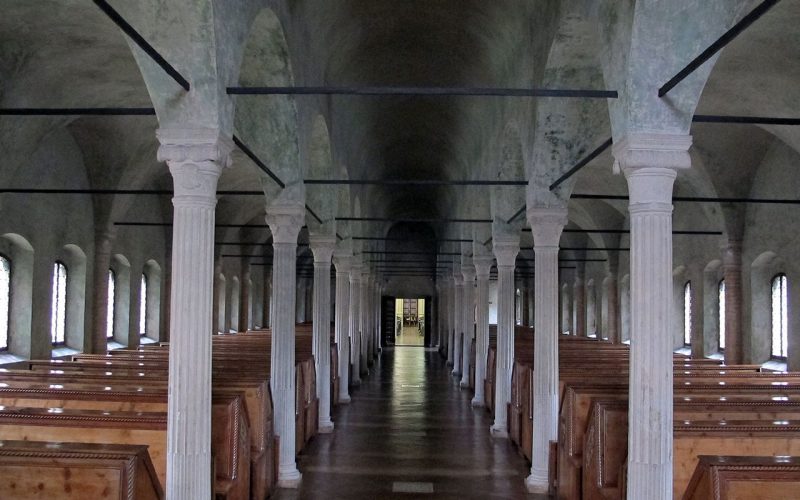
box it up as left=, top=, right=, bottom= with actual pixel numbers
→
left=237, top=7, right=302, bottom=199
left=306, top=114, right=337, bottom=226
left=490, top=121, right=526, bottom=224
left=0, top=234, right=34, bottom=358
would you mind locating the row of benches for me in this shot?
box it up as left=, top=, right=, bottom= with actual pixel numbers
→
left=0, top=322, right=341, bottom=499
left=461, top=329, right=800, bottom=498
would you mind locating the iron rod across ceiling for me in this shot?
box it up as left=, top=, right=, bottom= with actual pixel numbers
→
left=227, top=86, right=618, bottom=99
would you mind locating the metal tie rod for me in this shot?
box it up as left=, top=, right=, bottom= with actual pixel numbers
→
left=228, top=86, right=618, bottom=99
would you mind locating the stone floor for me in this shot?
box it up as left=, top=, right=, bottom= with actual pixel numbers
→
left=395, top=326, right=425, bottom=346
left=274, top=347, right=546, bottom=499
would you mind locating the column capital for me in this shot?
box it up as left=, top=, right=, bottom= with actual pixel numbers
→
left=527, top=207, right=568, bottom=248
left=473, top=255, right=493, bottom=279
left=266, top=203, right=305, bottom=244
left=612, top=133, right=692, bottom=173
left=613, top=133, right=691, bottom=213
left=157, top=128, right=234, bottom=200
left=462, top=264, right=476, bottom=282
left=350, top=264, right=363, bottom=282
left=493, top=235, right=520, bottom=268
left=309, top=235, right=336, bottom=264
left=333, top=253, right=353, bottom=274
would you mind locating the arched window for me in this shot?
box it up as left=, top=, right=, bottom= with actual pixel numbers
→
left=106, top=269, right=116, bottom=339
left=0, top=255, right=10, bottom=350
left=684, top=281, right=692, bottom=346
left=139, top=274, right=147, bottom=335
left=771, top=274, right=788, bottom=359
left=718, top=280, right=726, bottom=351
left=51, top=262, right=67, bottom=344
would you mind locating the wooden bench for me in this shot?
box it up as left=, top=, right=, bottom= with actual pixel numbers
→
left=683, top=455, right=800, bottom=500
left=583, top=400, right=800, bottom=499
left=0, top=391, right=250, bottom=500
left=0, top=440, right=163, bottom=499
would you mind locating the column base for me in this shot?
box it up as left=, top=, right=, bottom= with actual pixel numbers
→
left=490, top=424, right=508, bottom=438
left=318, top=420, right=334, bottom=434
left=470, top=397, right=484, bottom=407
left=452, top=371, right=461, bottom=377
left=524, top=472, right=549, bottom=494
left=277, top=467, right=302, bottom=489
left=351, top=378, right=361, bottom=386
left=338, top=395, right=351, bottom=405
left=446, top=361, right=454, bottom=367
left=459, top=380, right=470, bottom=389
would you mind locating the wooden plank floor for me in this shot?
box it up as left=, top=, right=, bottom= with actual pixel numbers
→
left=274, top=347, right=543, bottom=499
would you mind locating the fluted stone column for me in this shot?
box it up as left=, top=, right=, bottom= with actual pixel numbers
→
left=615, top=133, right=692, bottom=499
left=606, top=274, right=621, bottom=344
left=265, top=201, right=305, bottom=488
left=310, top=235, right=335, bottom=433
left=525, top=207, right=568, bottom=493
left=375, top=279, right=382, bottom=355
left=573, top=272, right=586, bottom=337
left=452, top=266, right=464, bottom=377
left=359, top=269, right=369, bottom=376
left=157, top=128, right=233, bottom=499
left=333, top=253, right=352, bottom=403
left=445, top=276, right=455, bottom=365
left=460, top=261, right=476, bottom=388
left=722, top=240, right=743, bottom=364
left=491, top=233, right=520, bottom=437
left=349, top=265, right=362, bottom=385
left=471, top=255, right=492, bottom=406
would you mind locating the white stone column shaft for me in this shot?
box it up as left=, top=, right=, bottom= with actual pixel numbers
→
left=471, top=256, right=492, bottom=406
left=333, top=255, right=352, bottom=403
left=266, top=203, right=305, bottom=488
left=445, top=277, right=455, bottom=365
left=460, top=263, right=476, bottom=388
left=359, top=271, right=369, bottom=376
left=616, top=134, right=691, bottom=500
left=349, top=268, right=362, bottom=384
left=157, top=128, right=233, bottom=500
left=452, top=271, right=464, bottom=376
left=525, top=208, right=568, bottom=493
left=310, top=236, right=335, bottom=433
left=491, top=236, right=520, bottom=437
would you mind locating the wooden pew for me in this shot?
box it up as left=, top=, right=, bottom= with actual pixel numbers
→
left=683, top=455, right=800, bottom=500
left=0, top=440, right=163, bottom=500
left=583, top=399, right=800, bottom=499
left=0, top=391, right=250, bottom=500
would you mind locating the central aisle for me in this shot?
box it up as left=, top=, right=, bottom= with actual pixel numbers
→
left=275, top=347, right=538, bottom=499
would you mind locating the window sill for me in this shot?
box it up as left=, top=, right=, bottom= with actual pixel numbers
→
left=762, top=359, right=788, bottom=372
left=0, top=352, right=26, bottom=366
left=106, top=340, right=126, bottom=351
left=51, top=346, right=80, bottom=358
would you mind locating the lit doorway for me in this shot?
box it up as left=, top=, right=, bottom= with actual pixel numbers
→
left=381, top=296, right=432, bottom=347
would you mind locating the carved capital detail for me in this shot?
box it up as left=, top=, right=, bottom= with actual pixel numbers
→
left=493, top=235, right=520, bottom=268
left=309, top=235, right=337, bottom=265
left=157, top=128, right=234, bottom=202
left=265, top=203, right=305, bottom=244
left=473, top=255, right=494, bottom=278
left=527, top=207, right=568, bottom=248
left=612, top=133, right=692, bottom=174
